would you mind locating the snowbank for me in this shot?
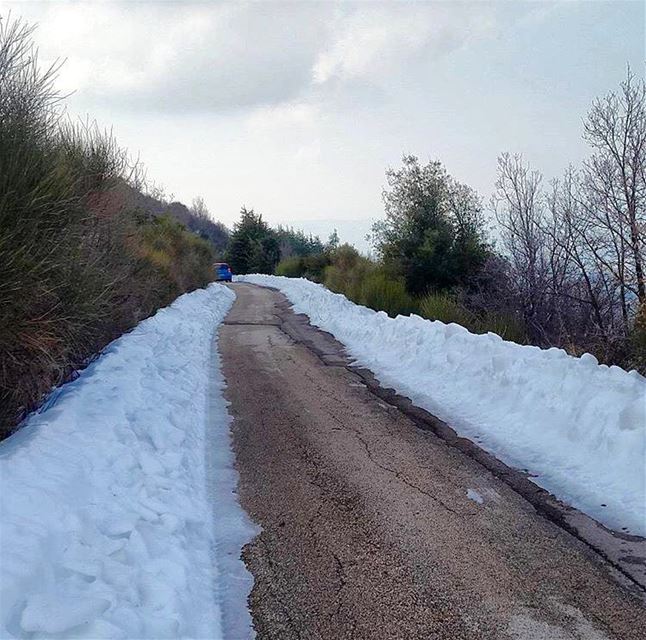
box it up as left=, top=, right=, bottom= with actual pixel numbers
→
left=0, top=284, right=256, bottom=639
left=239, top=275, right=646, bottom=536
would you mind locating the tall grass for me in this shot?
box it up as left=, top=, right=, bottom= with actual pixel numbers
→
left=418, top=293, right=474, bottom=327
left=419, top=293, right=527, bottom=342
left=0, top=17, right=215, bottom=437
left=358, top=273, right=417, bottom=317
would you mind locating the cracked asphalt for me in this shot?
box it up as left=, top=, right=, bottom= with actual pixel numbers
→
left=219, top=283, right=646, bottom=640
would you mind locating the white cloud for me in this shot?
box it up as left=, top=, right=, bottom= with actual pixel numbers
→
left=246, top=102, right=321, bottom=133
left=312, top=4, right=498, bottom=86
left=12, top=1, right=503, bottom=114
left=15, top=1, right=334, bottom=112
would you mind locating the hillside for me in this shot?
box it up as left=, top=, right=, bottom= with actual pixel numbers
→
left=115, top=182, right=229, bottom=253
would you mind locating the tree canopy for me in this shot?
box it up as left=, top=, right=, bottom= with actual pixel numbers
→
left=227, top=207, right=280, bottom=274
left=371, top=155, right=489, bottom=295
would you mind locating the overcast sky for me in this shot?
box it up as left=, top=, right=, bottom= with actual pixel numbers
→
left=7, top=0, right=645, bottom=250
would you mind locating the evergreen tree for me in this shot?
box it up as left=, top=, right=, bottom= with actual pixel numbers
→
left=227, top=207, right=280, bottom=274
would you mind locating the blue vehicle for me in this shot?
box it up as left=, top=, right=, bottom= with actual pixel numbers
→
left=214, top=262, right=233, bottom=282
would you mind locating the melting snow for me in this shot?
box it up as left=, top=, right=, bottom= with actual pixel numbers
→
left=467, top=489, right=485, bottom=504
left=0, top=284, right=256, bottom=639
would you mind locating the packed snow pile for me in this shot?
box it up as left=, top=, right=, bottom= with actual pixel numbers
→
left=0, top=284, right=257, bottom=639
left=239, top=275, right=646, bottom=536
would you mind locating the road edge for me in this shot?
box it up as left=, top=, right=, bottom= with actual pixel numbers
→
left=249, top=283, right=646, bottom=599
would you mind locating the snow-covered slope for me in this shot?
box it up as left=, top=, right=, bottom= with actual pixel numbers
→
left=239, top=275, right=646, bottom=537
left=0, top=284, right=256, bottom=639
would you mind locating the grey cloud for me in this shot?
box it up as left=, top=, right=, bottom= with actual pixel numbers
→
left=39, top=2, right=336, bottom=113
left=18, top=1, right=530, bottom=114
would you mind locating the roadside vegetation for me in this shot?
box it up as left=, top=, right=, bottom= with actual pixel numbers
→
left=238, top=71, right=646, bottom=371
left=0, top=18, right=219, bottom=437
left=227, top=207, right=336, bottom=279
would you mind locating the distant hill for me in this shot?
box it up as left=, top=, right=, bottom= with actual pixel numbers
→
left=117, top=182, right=230, bottom=253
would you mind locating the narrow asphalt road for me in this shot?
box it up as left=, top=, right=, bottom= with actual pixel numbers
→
left=219, top=283, right=646, bottom=640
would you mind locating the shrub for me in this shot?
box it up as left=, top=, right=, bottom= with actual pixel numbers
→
left=359, top=272, right=417, bottom=318
left=478, top=310, right=527, bottom=344
left=627, top=305, right=646, bottom=373
left=135, top=215, right=214, bottom=298
left=324, top=244, right=376, bottom=301
left=0, top=18, right=215, bottom=438
left=276, top=256, right=305, bottom=278
left=273, top=247, right=331, bottom=282
left=419, top=292, right=527, bottom=343
left=299, top=253, right=331, bottom=282
left=418, top=293, right=475, bottom=326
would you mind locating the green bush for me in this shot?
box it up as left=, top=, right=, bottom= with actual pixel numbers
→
left=275, top=253, right=331, bottom=281
left=324, top=244, right=376, bottom=301
left=419, top=293, right=526, bottom=343
left=418, top=293, right=475, bottom=326
left=323, top=245, right=528, bottom=339
left=300, top=253, right=331, bottom=282
left=276, top=256, right=305, bottom=278
left=359, top=272, right=417, bottom=318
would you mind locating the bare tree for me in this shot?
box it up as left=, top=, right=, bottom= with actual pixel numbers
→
left=490, top=70, right=646, bottom=361
left=545, top=169, right=621, bottom=351
left=492, top=153, right=551, bottom=339
left=190, top=195, right=210, bottom=220
left=581, top=68, right=646, bottom=312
